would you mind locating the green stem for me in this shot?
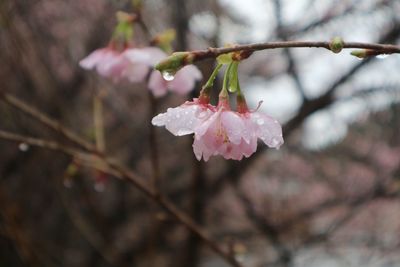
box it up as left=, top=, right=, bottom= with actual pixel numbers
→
left=220, top=63, right=233, bottom=97
left=228, top=61, right=240, bottom=93
left=202, top=63, right=223, bottom=93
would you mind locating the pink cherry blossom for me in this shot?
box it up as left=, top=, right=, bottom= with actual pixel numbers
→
left=123, top=47, right=167, bottom=82
left=79, top=47, right=131, bottom=82
left=193, top=99, right=259, bottom=161
left=246, top=111, right=284, bottom=148
left=152, top=97, right=284, bottom=161
left=193, top=104, right=283, bottom=161
left=81, top=46, right=202, bottom=96
left=148, top=65, right=203, bottom=97
left=125, top=46, right=203, bottom=97
left=151, top=98, right=215, bottom=136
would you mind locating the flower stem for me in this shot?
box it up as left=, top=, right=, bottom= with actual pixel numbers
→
left=201, top=63, right=223, bottom=93
left=220, top=63, right=233, bottom=97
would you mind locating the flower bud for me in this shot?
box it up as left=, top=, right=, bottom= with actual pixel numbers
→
left=155, top=52, right=194, bottom=74
left=350, top=49, right=367, bottom=58
left=329, top=37, right=344, bottom=53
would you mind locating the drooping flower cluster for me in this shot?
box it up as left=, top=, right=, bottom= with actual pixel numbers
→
left=152, top=94, right=284, bottom=161
left=79, top=46, right=202, bottom=97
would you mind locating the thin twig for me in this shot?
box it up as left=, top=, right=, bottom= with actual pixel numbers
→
left=0, top=130, right=86, bottom=157
left=148, top=91, right=161, bottom=192
left=0, top=92, right=96, bottom=152
left=180, top=41, right=400, bottom=64
left=93, top=92, right=106, bottom=152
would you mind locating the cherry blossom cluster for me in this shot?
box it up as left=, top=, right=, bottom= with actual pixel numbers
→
left=79, top=12, right=202, bottom=97
left=152, top=93, right=284, bottom=161
left=79, top=11, right=284, bottom=162
left=80, top=46, right=202, bottom=97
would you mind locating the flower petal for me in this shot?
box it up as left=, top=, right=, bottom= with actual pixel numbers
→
left=148, top=71, right=168, bottom=97
left=193, top=138, right=214, bottom=162
left=124, top=47, right=167, bottom=66
left=79, top=48, right=109, bottom=70
left=123, top=63, right=150, bottom=83
left=251, top=112, right=284, bottom=148
left=168, top=65, right=203, bottom=95
left=152, top=102, right=212, bottom=136
left=195, top=109, right=220, bottom=138
left=221, top=111, right=245, bottom=145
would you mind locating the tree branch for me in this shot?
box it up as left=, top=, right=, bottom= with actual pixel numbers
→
left=161, top=40, right=400, bottom=67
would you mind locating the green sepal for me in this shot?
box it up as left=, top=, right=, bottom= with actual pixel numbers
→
left=155, top=52, right=194, bottom=73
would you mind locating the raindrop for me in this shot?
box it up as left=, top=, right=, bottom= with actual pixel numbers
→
left=18, top=143, right=29, bottom=152
left=256, top=118, right=265, bottom=125
left=271, top=136, right=282, bottom=148
left=162, top=71, right=175, bottom=81
left=376, top=54, right=388, bottom=59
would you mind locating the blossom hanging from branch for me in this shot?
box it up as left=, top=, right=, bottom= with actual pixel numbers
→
left=152, top=59, right=283, bottom=161
left=79, top=12, right=202, bottom=97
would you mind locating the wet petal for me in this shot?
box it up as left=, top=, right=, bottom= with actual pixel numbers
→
left=152, top=103, right=212, bottom=136
left=251, top=112, right=284, bottom=148
left=221, top=111, right=245, bottom=144
left=195, top=109, right=220, bottom=138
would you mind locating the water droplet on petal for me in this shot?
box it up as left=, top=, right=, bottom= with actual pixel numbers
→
left=256, top=118, right=265, bottom=125
left=376, top=54, right=388, bottom=59
left=271, top=136, right=282, bottom=148
left=162, top=71, right=175, bottom=81
left=176, top=129, right=193, bottom=135
left=19, top=143, right=29, bottom=152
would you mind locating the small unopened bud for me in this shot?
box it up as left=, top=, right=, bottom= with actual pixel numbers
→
left=329, top=37, right=344, bottom=53
left=116, top=11, right=136, bottom=23
left=351, top=49, right=367, bottom=58
left=155, top=52, right=194, bottom=73
left=151, top=29, right=176, bottom=54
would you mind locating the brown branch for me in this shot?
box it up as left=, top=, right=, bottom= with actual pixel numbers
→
left=0, top=130, right=86, bottom=158
left=172, top=41, right=400, bottom=65
left=0, top=92, right=96, bottom=152
left=148, top=91, right=161, bottom=192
